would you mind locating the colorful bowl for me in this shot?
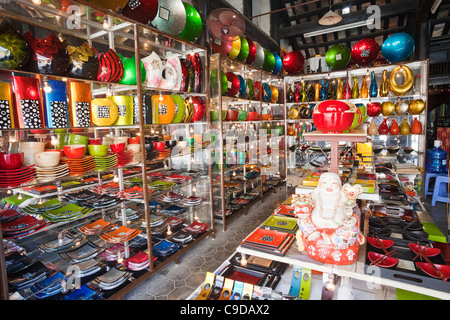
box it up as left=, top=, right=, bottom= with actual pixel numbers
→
left=225, top=109, right=239, bottom=121
left=88, top=144, right=108, bottom=157
left=110, top=143, right=126, bottom=153
left=68, top=134, right=89, bottom=146
left=210, top=110, right=226, bottom=121
left=34, top=151, right=60, bottom=168
left=313, top=101, right=356, bottom=133
left=88, top=138, right=102, bottom=145
left=0, top=152, right=24, bottom=170
left=246, top=112, right=258, bottom=121
left=237, top=110, right=248, bottom=121
left=408, top=243, right=441, bottom=257
left=153, top=141, right=166, bottom=151
left=368, top=252, right=399, bottom=269
left=63, top=145, right=86, bottom=159
left=128, top=137, right=140, bottom=144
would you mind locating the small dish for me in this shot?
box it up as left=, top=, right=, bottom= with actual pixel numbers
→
left=409, top=243, right=441, bottom=257
left=366, top=236, right=394, bottom=250
left=368, top=252, right=399, bottom=268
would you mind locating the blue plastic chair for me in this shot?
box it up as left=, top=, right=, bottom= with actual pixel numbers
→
left=424, top=172, right=444, bottom=198
left=431, top=174, right=450, bottom=206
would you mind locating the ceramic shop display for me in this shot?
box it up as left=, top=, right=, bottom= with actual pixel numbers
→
left=381, top=32, right=415, bottom=63
left=23, top=32, right=69, bottom=76
left=0, top=82, right=16, bottom=129
left=69, top=82, right=92, bottom=128
left=66, top=42, right=99, bottom=80
left=292, top=172, right=365, bottom=265
left=179, top=2, right=203, bottom=42
left=142, top=52, right=162, bottom=88
left=91, top=98, right=119, bottom=126
left=42, top=79, right=69, bottom=128
left=151, top=0, right=186, bottom=36
left=121, top=0, right=158, bottom=24
left=12, top=76, right=44, bottom=129
left=97, top=49, right=124, bottom=83
left=0, top=21, right=29, bottom=70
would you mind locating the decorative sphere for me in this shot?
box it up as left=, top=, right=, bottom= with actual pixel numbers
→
left=282, top=51, right=305, bottom=75
left=351, top=38, right=380, bottom=66
left=381, top=33, right=415, bottom=63
left=325, top=44, right=351, bottom=70
left=0, top=21, right=29, bottom=70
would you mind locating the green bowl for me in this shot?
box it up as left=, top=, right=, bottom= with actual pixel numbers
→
left=88, top=145, right=108, bottom=157
left=68, top=134, right=89, bottom=146
left=210, top=110, right=226, bottom=121
left=237, top=110, right=248, bottom=121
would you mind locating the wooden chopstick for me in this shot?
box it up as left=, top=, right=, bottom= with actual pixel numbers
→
left=416, top=242, right=448, bottom=282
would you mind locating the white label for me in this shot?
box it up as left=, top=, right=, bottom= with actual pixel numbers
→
left=336, top=54, right=342, bottom=61
left=228, top=81, right=232, bottom=89
left=159, top=7, right=170, bottom=21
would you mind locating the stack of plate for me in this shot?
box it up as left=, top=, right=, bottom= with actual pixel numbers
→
left=8, top=261, right=51, bottom=291
left=116, top=149, right=134, bottom=167
left=1, top=215, right=50, bottom=239
left=99, top=225, right=142, bottom=244
left=37, top=232, right=85, bottom=253
left=148, top=180, right=176, bottom=191
left=93, top=153, right=118, bottom=171
left=71, top=259, right=103, bottom=277
left=91, top=268, right=132, bottom=291
left=240, top=228, right=295, bottom=257
left=90, top=182, right=120, bottom=194
left=100, top=243, right=126, bottom=261
left=166, top=216, right=184, bottom=229
left=0, top=165, right=36, bottom=188
left=161, top=191, right=184, bottom=202
left=30, top=272, right=64, bottom=299
left=40, top=203, right=93, bottom=223
left=179, top=196, right=205, bottom=206
left=78, top=218, right=117, bottom=235
left=150, top=214, right=168, bottom=228
left=58, top=241, right=103, bottom=263
left=62, top=285, right=103, bottom=300
left=156, top=149, right=171, bottom=160
left=35, top=164, right=69, bottom=182
left=124, top=251, right=151, bottom=271
left=260, top=215, right=299, bottom=234
left=167, top=229, right=195, bottom=244
left=147, top=172, right=165, bottom=181
left=22, top=198, right=64, bottom=216
left=182, top=221, right=210, bottom=234
left=0, top=208, right=22, bottom=223
left=123, top=208, right=140, bottom=221
left=160, top=205, right=187, bottom=215
left=161, top=173, right=192, bottom=184
left=60, top=156, right=95, bottom=176
left=115, top=186, right=154, bottom=200
left=152, top=239, right=181, bottom=257
left=64, top=190, right=98, bottom=203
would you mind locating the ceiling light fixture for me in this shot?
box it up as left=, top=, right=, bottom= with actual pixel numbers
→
left=305, top=19, right=374, bottom=37
left=318, top=0, right=342, bottom=25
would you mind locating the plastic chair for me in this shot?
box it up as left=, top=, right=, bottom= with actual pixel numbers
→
left=425, top=172, right=444, bottom=198
left=431, top=175, right=450, bottom=206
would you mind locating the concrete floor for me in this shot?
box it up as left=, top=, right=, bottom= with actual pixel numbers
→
left=125, top=187, right=291, bottom=300
left=124, top=187, right=449, bottom=300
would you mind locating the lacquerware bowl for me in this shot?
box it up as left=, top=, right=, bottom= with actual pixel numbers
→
left=313, top=100, right=356, bottom=133
left=110, top=143, right=126, bottom=153
left=63, top=145, right=86, bottom=159
left=225, top=109, right=239, bottom=121
left=0, top=152, right=24, bottom=170
left=368, top=252, right=399, bottom=269
left=88, top=145, right=108, bottom=157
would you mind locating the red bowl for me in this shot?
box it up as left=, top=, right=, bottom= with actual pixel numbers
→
left=367, top=237, right=394, bottom=250
left=261, top=113, right=271, bottom=120
left=153, top=141, right=166, bottom=151
left=416, top=262, right=450, bottom=280
left=368, top=252, right=399, bottom=268
left=128, top=137, right=140, bottom=145
left=88, top=138, right=102, bottom=145
left=225, top=109, right=239, bottom=121
left=408, top=243, right=441, bottom=257
left=110, top=143, right=126, bottom=153
left=246, top=112, right=258, bottom=121
left=63, top=145, right=86, bottom=159
left=312, top=111, right=355, bottom=133
left=317, top=100, right=350, bottom=113
left=0, top=152, right=24, bottom=170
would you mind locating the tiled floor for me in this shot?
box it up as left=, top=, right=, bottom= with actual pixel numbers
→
left=125, top=186, right=292, bottom=300
left=124, top=187, right=449, bottom=300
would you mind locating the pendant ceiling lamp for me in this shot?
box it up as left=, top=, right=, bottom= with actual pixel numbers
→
left=318, top=1, right=342, bottom=26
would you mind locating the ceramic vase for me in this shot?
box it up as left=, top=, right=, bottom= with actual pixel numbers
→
left=389, top=119, right=399, bottom=135
left=400, top=118, right=411, bottom=135
left=410, top=118, right=422, bottom=134
left=378, top=118, right=389, bottom=135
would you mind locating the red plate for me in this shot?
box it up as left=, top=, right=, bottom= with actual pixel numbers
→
left=367, top=237, right=394, bottom=250
left=0, top=171, right=35, bottom=182
left=0, top=176, right=35, bottom=187
left=409, top=243, right=441, bottom=257
left=0, top=164, right=35, bottom=174
left=416, top=262, right=450, bottom=280
left=368, top=252, right=399, bottom=268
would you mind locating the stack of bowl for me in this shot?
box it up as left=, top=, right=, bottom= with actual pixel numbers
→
left=127, top=136, right=141, bottom=163
left=19, top=142, right=45, bottom=166
left=60, top=145, right=95, bottom=176
left=34, top=150, right=69, bottom=182
left=0, top=152, right=36, bottom=188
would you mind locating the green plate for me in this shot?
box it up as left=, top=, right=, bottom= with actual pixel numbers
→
left=262, top=49, right=275, bottom=73
left=171, top=95, right=186, bottom=123
left=236, top=36, right=249, bottom=62
left=246, top=79, right=254, bottom=99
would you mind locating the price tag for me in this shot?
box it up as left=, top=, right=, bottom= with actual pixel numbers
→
left=159, top=6, right=170, bottom=21
left=336, top=54, right=342, bottom=61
